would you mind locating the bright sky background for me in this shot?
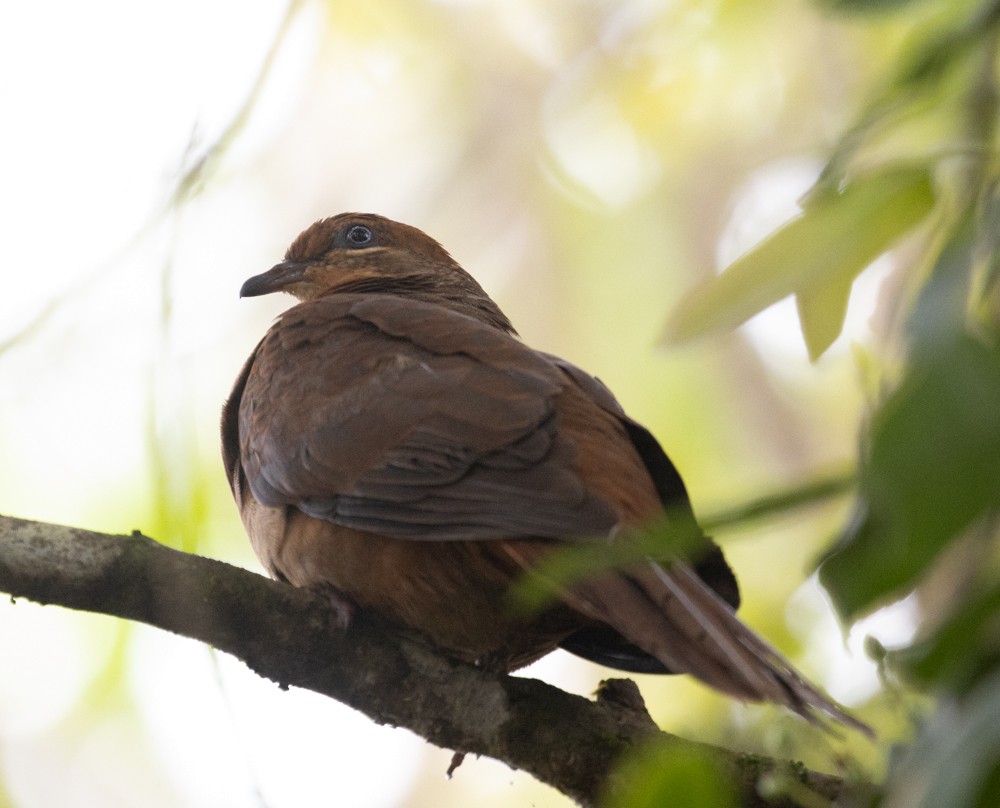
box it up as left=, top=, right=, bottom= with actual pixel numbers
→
left=0, top=4, right=440, bottom=806
left=0, top=1, right=915, bottom=805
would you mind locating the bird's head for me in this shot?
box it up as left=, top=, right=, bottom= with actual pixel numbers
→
left=240, top=213, right=514, bottom=333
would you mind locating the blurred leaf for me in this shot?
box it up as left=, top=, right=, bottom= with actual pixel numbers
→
left=507, top=509, right=705, bottom=614
left=883, top=667, right=1000, bottom=808
left=907, top=211, right=975, bottom=354
left=892, top=0, right=1000, bottom=88
left=820, top=0, right=926, bottom=13
left=820, top=333, right=1000, bottom=619
left=701, top=470, right=856, bottom=532
left=796, top=270, right=856, bottom=361
left=896, top=580, right=1000, bottom=694
left=663, top=165, right=935, bottom=356
left=973, top=183, right=1000, bottom=331
left=602, top=740, right=737, bottom=808
left=512, top=472, right=858, bottom=613
left=756, top=771, right=846, bottom=808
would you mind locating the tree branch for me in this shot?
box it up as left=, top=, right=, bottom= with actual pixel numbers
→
left=0, top=514, right=856, bottom=807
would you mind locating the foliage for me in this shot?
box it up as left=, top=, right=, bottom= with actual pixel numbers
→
left=601, top=740, right=738, bottom=808
left=660, top=0, right=1000, bottom=804
left=664, top=165, right=935, bottom=360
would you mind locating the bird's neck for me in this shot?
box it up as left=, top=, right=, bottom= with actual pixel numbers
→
left=320, top=273, right=517, bottom=335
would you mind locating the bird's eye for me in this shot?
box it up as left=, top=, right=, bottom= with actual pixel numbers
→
left=345, top=225, right=373, bottom=246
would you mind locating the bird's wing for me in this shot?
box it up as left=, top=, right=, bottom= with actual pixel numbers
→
left=542, top=352, right=740, bottom=609
left=236, top=293, right=619, bottom=540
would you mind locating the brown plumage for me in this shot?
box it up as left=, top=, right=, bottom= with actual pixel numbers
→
left=222, top=212, right=869, bottom=732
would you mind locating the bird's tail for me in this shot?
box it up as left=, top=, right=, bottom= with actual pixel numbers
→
left=564, top=559, right=872, bottom=735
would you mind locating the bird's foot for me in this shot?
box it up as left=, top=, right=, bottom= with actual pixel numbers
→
left=308, top=582, right=357, bottom=629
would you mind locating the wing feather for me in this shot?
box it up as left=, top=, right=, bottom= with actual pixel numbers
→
left=239, top=294, right=618, bottom=541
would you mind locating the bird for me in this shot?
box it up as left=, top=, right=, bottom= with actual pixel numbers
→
left=222, top=212, right=869, bottom=733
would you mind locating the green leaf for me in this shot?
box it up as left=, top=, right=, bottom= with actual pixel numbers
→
left=701, top=470, right=856, bottom=532
left=602, top=741, right=737, bottom=808
left=882, top=668, right=1000, bottom=808
left=820, top=333, right=1000, bottom=619
left=796, top=270, right=855, bottom=361
left=820, top=0, right=927, bottom=13
left=663, top=165, right=935, bottom=356
left=896, top=581, right=1000, bottom=694
left=506, top=509, right=705, bottom=614
left=907, top=210, right=975, bottom=354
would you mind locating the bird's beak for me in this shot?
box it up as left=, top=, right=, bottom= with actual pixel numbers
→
left=240, top=260, right=309, bottom=298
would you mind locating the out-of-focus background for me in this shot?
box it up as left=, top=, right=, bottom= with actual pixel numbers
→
left=2, top=0, right=998, bottom=806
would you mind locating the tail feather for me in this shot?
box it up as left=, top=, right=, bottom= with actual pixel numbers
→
left=570, top=572, right=762, bottom=698
left=568, top=560, right=872, bottom=735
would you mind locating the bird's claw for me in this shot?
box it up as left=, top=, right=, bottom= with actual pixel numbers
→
left=309, top=582, right=357, bottom=629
